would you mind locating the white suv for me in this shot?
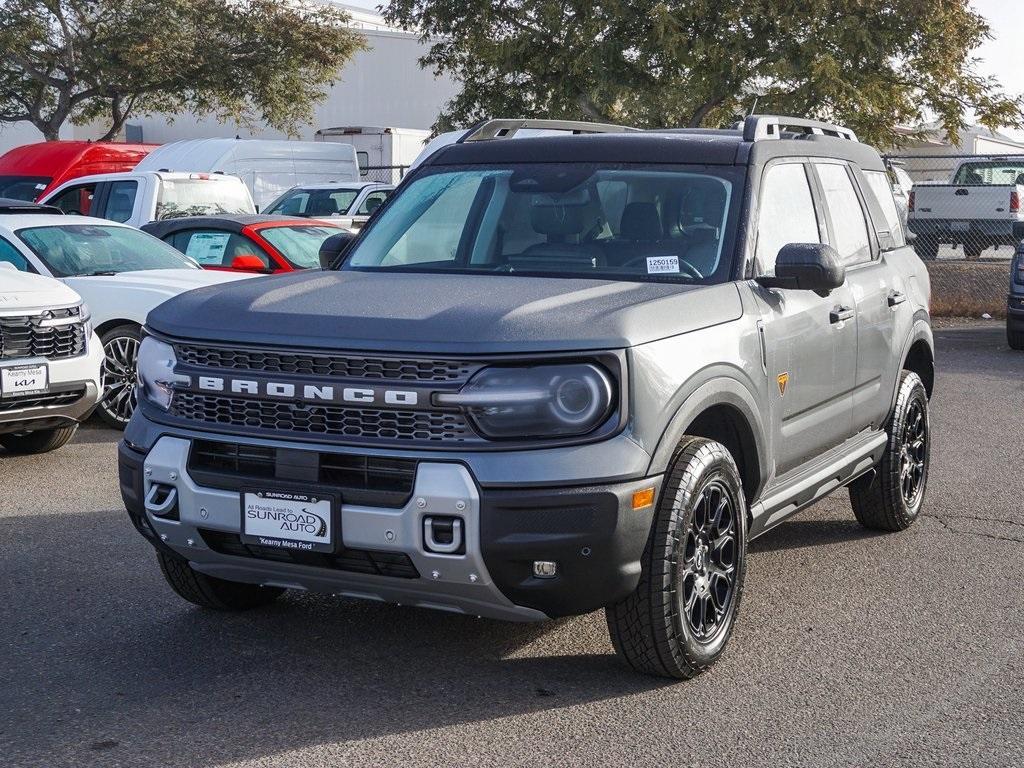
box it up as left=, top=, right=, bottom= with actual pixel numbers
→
left=0, top=266, right=103, bottom=453
left=0, top=210, right=255, bottom=427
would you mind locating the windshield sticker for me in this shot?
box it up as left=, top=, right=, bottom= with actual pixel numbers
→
left=646, top=255, right=680, bottom=274
left=185, top=232, right=230, bottom=264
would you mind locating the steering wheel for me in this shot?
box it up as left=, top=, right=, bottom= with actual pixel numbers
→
left=622, top=255, right=703, bottom=279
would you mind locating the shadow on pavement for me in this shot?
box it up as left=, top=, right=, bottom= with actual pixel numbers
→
left=0, top=509, right=670, bottom=767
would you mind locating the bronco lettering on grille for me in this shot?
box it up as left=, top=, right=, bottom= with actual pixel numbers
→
left=195, top=376, right=421, bottom=407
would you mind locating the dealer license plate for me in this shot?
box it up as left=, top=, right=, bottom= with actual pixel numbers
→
left=0, top=364, right=49, bottom=398
left=241, top=489, right=335, bottom=553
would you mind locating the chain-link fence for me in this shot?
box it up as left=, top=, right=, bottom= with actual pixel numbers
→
left=359, top=165, right=409, bottom=185
left=884, top=153, right=1024, bottom=261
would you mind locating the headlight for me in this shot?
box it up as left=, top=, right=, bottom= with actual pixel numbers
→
left=438, top=363, right=614, bottom=439
left=136, top=336, right=189, bottom=410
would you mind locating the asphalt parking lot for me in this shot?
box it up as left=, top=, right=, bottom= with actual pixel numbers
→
left=1, top=321, right=1021, bottom=768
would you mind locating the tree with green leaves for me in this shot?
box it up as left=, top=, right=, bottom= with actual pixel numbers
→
left=384, top=0, right=1024, bottom=146
left=0, top=0, right=366, bottom=141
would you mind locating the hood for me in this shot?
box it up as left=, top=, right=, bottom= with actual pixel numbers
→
left=0, top=269, right=81, bottom=312
left=64, top=268, right=253, bottom=297
left=147, top=270, right=744, bottom=354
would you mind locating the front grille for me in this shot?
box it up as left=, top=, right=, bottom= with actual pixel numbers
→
left=199, top=529, right=420, bottom=579
left=0, top=388, right=85, bottom=413
left=174, top=343, right=477, bottom=382
left=188, top=439, right=417, bottom=507
left=171, top=393, right=475, bottom=443
left=0, top=310, right=86, bottom=360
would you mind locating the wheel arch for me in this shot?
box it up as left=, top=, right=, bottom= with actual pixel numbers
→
left=895, top=314, right=935, bottom=405
left=648, top=377, right=767, bottom=506
left=95, top=319, right=142, bottom=339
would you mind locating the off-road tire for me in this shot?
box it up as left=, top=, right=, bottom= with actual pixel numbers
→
left=0, top=425, right=78, bottom=454
left=1008, top=326, right=1024, bottom=351
left=849, top=371, right=930, bottom=531
left=157, top=551, right=285, bottom=610
left=97, top=324, right=141, bottom=429
left=606, top=437, right=747, bottom=679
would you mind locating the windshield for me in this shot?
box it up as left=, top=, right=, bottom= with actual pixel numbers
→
left=0, top=175, right=50, bottom=202
left=259, top=224, right=343, bottom=268
left=343, top=164, right=741, bottom=283
left=265, top=187, right=360, bottom=217
left=16, top=224, right=198, bottom=277
left=155, top=179, right=255, bottom=220
left=952, top=161, right=1024, bottom=186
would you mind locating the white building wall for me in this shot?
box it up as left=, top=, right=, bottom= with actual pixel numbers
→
left=0, top=24, right=458, bottom=155
left=124, top=29, right=458, bottom=144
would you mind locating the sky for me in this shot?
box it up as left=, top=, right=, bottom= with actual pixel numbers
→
left=343, top=0, right=1024, bottom=139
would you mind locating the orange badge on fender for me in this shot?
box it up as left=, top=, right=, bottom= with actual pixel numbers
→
left=777, top=372, right=790, bottom=397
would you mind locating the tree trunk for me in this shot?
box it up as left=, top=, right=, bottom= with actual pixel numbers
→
left=688, top=96, right=727, bottom=127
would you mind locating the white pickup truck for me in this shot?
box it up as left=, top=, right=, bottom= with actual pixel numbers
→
left=908, top=157, right=1024, bottom=259
left=39, top=171, right=256, bottom=229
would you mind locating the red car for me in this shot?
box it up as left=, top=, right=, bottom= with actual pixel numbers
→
left=141, top=215, right=347, bottom=273
left=0, top=141, right=154, bottom=201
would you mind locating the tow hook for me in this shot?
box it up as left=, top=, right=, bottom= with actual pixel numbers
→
left=423, top=516, right=464, bottom=554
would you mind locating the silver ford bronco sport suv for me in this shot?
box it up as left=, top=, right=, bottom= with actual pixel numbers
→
left=119, top=116, right=934, bottom=678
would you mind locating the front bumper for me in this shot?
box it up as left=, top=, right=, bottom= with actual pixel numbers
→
left=0, top=334, right=103, bottom=434
left=120, top=434, right=660, bottom=621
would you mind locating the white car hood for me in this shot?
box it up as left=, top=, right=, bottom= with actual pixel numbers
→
left=62, top=269, right=257, bottom=328
left=64, top=269, right=254, bottom=297
left=0, top=269, right=82, bottom=312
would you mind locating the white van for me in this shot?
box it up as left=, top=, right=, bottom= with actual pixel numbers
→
left=135, top=139, right=360, bottom=209
left=315, top=127, right=429, bottom=184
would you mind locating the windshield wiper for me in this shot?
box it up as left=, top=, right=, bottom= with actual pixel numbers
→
left=81, top=270, right=119, bottom=276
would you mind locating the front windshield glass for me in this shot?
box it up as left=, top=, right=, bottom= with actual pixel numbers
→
left=155, top=179, right=254, bottom=220
left=343, top=164, right=741, bottom=283
left=259, top=225, right=342, bottom=269
left=952, top=161, right=1024, bottom=186
left=265, top=187, right=360, bottom=217
left=17, top=224, right=198, bottom=277
left=0, top=175, right=50, bottom=201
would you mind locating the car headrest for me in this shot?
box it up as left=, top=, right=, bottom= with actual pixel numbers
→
left=530, top=203, right=587, bottom=237
left=620, top=202, right=662, bottom=241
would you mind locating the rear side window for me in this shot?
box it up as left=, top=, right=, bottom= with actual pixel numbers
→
left=104, top=181, right=138, bottom=223
left=862, top=170, right=906, bottom=247
left=169, top=230, right=271, bottom=268
left=355, top=190, right=389, bottom=215
left=0, top=236, right=31, bottom=271
left=814, top=163, right=871, bottom=266
left=755, top=163, right=820, bottom=275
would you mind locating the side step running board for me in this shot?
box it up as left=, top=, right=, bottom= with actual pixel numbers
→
left=749, top=430, right=887, bottom=539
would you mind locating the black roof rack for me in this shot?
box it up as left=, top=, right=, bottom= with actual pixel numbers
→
left=0, top=198, right=63, bottom=215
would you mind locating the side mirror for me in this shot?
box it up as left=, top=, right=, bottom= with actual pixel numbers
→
left=231, top=254, right=269, bottom=272
left=756, top=243, right=845, bottom=296
left=319, top=231, right=357, bottom=270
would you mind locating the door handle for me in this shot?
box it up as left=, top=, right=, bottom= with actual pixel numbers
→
left=830, top=306, right=855, bottom=324
left=887, top=291, right=907, bottom=307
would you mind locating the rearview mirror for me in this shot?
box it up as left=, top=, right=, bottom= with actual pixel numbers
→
left=319, top=231, right=357, bottom=270
left=230, top=254, right=268, bottom=272
left=756, top=243, right=845, bottom=296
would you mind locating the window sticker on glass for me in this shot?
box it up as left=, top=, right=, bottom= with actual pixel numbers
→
left=646, top=255, right=679, bottom=274
left=185, top=232, right=230, bottom=264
